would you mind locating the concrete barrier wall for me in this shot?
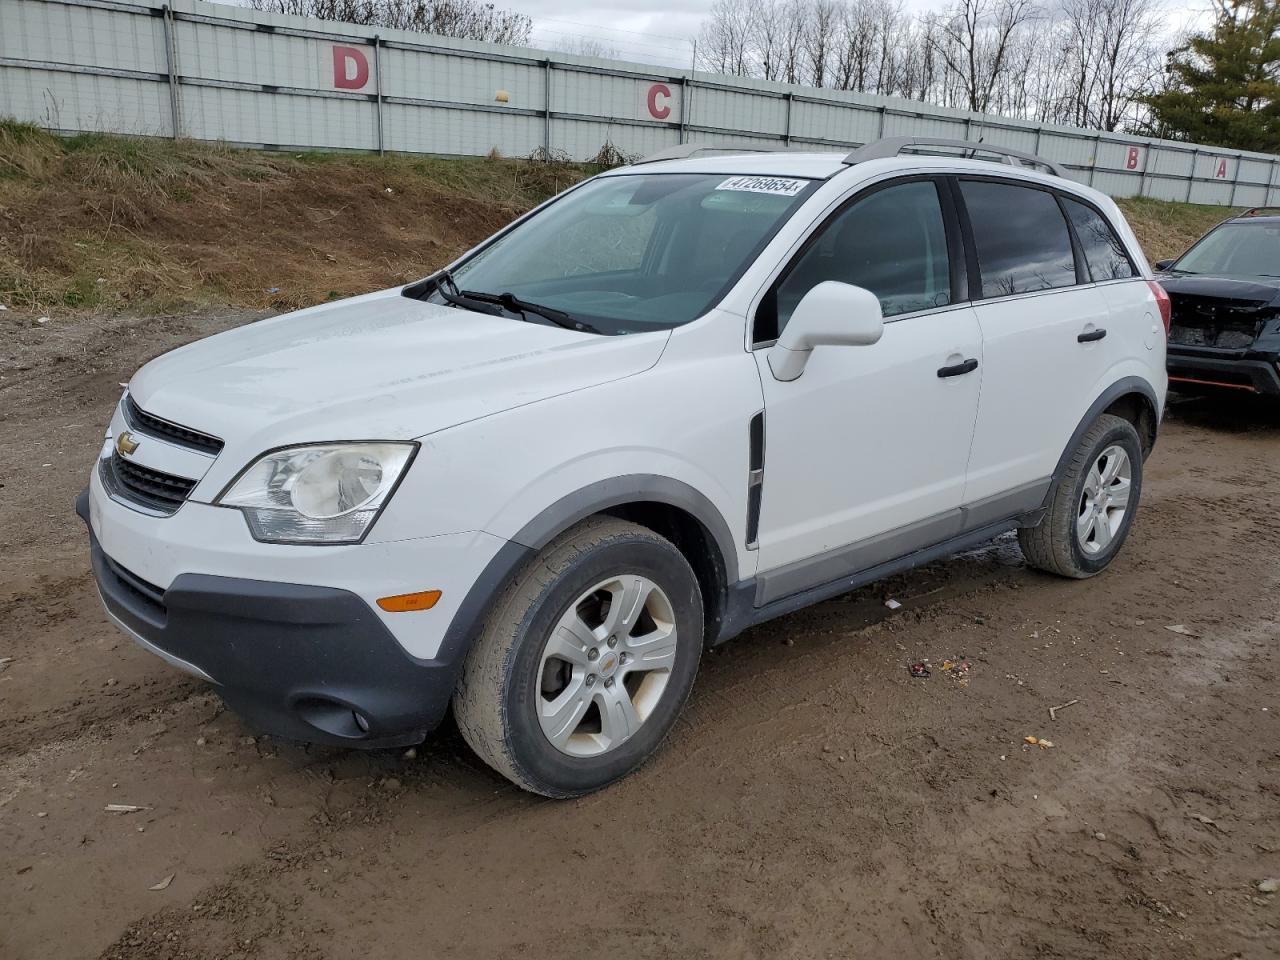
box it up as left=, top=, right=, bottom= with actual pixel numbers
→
left=3, top=0, right=1279, bottom=206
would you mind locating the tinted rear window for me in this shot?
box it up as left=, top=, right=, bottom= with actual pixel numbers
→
left=1062, top=198, right=1135, bottom=281
left=961, top=180, right=1077, bottom=297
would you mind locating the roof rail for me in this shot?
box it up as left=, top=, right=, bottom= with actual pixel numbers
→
left=843, top=136, right=1068, bottom=179
left=633, top=143, right=791, bottom=165
left=1238, top=206, right=1280, bottom=217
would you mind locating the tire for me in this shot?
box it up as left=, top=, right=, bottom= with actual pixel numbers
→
left=1019, top=413, right=1144, bottom=579
left=453, top=517, right=704, bottom=797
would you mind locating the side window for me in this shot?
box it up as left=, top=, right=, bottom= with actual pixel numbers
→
left=760, top=179, right=951, bottom=340
left=960, top=180, right=1077, bottom=297
left=1062, top=198, right=1137, bottom=281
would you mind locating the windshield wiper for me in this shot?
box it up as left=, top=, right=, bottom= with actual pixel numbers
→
left=433, top=270, right=503, bottom=316
left=461, top=289, right=603, bottom=335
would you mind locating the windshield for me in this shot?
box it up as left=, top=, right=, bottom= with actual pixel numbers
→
left=437, top=173, right=817, bottom=334
left=1173, top=221, right=1280, bottom=278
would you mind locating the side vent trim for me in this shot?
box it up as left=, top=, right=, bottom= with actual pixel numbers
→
left=746, top=411, right=766, bottom=550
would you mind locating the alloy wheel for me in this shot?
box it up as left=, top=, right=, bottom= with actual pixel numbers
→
left=1077, top=444, right=1132, bottom=555
left=536, top=574, right=678, bottom=757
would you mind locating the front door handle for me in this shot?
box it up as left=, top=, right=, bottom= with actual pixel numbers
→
left=937, top=358, right=979, bottom=378
left=1078, top=328, right=1108, bottom=343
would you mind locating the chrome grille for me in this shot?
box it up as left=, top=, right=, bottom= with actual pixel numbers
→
left=100, top=453, right=197, bottom=516
left=123, top=395, right=224, bottom=456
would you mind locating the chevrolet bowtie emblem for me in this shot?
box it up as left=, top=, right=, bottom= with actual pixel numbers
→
left=116, top=431, right=140, bottom=456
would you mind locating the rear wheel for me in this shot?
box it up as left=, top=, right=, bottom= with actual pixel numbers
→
left=453, top=517, right=703, bottom=797
left=1019, top=414, right=1144, bottom=578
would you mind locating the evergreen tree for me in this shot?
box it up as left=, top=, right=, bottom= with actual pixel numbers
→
left=1144, top=0, right=1280, bottom=151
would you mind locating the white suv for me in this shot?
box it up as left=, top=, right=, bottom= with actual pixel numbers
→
left=80, top=137, right=1169, bottom=797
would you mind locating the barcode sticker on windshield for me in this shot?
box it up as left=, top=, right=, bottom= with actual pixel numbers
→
left=716, top=176, right=807, bottom=197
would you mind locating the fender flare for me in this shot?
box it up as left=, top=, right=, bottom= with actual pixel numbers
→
left=509, top=474, right=739, bottom=584
left=434, top=474, right=739, bottom=668
left=1041, top=375, right=1161, bottom=511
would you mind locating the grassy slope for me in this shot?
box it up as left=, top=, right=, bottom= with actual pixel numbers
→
left=1116, top=196, right=1237, bottom=266
left=0, top=121, right=1241, bottom=314
left=0, top=122, right=598, bottom=312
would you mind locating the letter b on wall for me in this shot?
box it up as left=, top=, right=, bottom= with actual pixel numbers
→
left=332, top=45, right=370, bottom=90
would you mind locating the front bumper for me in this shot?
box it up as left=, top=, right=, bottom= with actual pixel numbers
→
left=79, top=476, right=521, bottom=748
left=1166, top=346, right=1280, bottom=396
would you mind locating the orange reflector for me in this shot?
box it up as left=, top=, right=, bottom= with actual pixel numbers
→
left=377, top=590, right=442, bottom=613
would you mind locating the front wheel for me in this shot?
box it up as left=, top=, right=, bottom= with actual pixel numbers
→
left=1019, top=413, right=1144, bottom=578
left=453, top=518, right=703, bottom=797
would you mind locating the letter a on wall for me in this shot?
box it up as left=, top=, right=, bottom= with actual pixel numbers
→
left=332, top=45, right=370, bottom=90
left=1214, top=158, right=1229, bottom=179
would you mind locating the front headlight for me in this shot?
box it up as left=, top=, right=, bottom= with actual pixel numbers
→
left=216, top=442, right=417, bottom=544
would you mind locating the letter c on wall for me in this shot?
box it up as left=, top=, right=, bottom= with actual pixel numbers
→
left=333, top=45, right=370, bottom=90
left=647, top=83, right=672, bottom=121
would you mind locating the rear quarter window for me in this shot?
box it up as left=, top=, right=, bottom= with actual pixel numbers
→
left=960, top=180, right=1077, bottom=298
left=1062, top=198, right=1136, bottom=281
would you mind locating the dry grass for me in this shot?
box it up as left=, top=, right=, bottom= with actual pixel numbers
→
left=0, top=122, right=1250, bottom=313
left=1116, top=196, right=1239, bottom=265
left=0, top=123, right=595, bottom=312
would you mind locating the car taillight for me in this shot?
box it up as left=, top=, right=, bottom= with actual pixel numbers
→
left=1148, top=280, right=1171, bottom=336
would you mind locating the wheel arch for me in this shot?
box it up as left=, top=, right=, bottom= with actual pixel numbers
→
left=512, top=475, right=738, bottom=644
left=438, top=476, right=739, bottom=672
left=1042, top=376, right=1160, bottom=513
left=1102, top=390, right=1158, bottom=458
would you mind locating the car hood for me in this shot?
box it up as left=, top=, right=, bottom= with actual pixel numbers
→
left=128, top=288, right=670, bottom=446
left=1156, top=273, right=1280, bottom=305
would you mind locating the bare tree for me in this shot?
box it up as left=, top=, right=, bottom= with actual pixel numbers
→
left=780, top=0, right=808, bottom=83
left=247, top=0, right=533, bottom=45
left=804, top=0, right=841, bottom=87
left=695, top=0, right=1164, bottom=132
left=550, top=37, right=621, bottom=60
left=1090, top=0, right=1163, bottom=130
left=753, top=0, right=788, bottom=80
left=833, top=0, right=881, bottom=91
left=699, top=0, right=758, bottom=75
left=932, top=0, right=1037, bottom=113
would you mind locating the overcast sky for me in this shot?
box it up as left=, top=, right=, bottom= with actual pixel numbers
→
left=517, top=0, right=1213, bottom=67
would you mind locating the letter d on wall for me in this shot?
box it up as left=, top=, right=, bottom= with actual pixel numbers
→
left=332, top=45, right=370, bottom=90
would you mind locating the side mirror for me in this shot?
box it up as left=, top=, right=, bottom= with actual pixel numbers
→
left=1154, top=259, right=1174, bottom=271
left=768, top=281, right=884, bottom=382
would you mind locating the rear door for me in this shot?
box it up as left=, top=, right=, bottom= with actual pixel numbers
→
left=1059, top=195, right=1157, bottom=367
left=957, top=178, right=1116, bottom=509
left=751, top=177, right=984, bottom=603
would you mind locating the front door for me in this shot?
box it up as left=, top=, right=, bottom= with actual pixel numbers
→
left=752, top=177, right=983, bottom=605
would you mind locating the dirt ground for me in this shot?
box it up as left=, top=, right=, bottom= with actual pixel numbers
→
left=1, top=306, right=1278, bottom=960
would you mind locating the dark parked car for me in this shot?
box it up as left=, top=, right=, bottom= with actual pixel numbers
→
left=1156, top=208, right=1280, bottom=396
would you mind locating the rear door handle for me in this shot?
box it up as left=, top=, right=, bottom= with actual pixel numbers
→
left=1078, top=328, right=1108, bottom=343
left=937, top=358, right=979, bottom=378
